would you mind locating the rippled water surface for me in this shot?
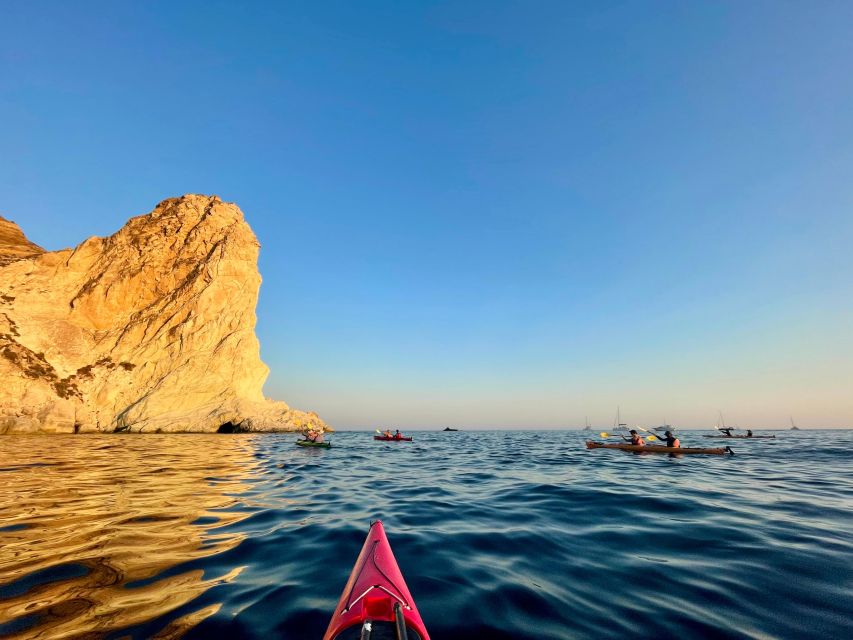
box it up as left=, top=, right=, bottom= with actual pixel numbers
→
left=1, top=431, right=851, bottom=639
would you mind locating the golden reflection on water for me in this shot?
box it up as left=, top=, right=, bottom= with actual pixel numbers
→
left=0, top=435, right=259, bottom=639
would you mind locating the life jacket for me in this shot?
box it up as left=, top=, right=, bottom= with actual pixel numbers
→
left=632, top=435, right=644, bottom=446
left=671, top=437, right=680, bottom=448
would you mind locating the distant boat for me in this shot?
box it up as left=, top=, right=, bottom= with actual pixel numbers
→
left=716, top=411, right=739, bottom=431
left=790, top=416, right=800, bottom=431
left=654, top=419, right=672, bottom=432
left=582, top=416, right=592, bottom=431
left=614, top=407, right=628, bottom=431
left=442, top=427, right=459, bottom=432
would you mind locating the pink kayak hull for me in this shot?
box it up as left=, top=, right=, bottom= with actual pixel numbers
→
left=324, top=521, right=430, bottom=640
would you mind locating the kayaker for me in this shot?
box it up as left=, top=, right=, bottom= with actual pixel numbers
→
left=746, top=429, right=753, bottom=437
left=621, top=430, right=645, bottom=446
left=382, top=429, right=393, bottom=438
left=660, top=430, right=680, bottom=448
left=304, top=428, right=324, bottom=443
left=393, top=429, right=403, bottom=440
left=719, top=427, right=735, bottom=437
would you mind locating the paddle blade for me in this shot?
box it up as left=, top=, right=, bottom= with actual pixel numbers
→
left=600, top=432, right=610, bottom=438
left=646, top=435, right=657, bottom=441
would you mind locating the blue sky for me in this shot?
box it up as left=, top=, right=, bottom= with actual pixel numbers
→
left=2, top=1, right=851, bottom=428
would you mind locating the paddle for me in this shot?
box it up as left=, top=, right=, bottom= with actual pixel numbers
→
left=633, top=425, right=661, bottom=441
left=599, top=431, right=657, bottom=441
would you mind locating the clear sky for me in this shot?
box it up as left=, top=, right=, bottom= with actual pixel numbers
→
left=2, top=1, right=851, bottom=428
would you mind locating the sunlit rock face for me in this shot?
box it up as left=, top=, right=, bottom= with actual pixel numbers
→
left=0, top=216, right=44, bottom=266
left=0, top=195, right=328, bottom=434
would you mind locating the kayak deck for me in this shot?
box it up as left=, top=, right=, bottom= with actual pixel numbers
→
left=374, top=436, right=413, bottom=441
left=295, top=439, right=331, bottom=448
left=324, top=520, right=429, bottom=640
left=586, top=441, right=733, bottom=455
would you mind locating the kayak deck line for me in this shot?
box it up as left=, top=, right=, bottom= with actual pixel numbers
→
left=345, top=583, right=412, bottom=613
left=342, top=539, right=411, bottom=612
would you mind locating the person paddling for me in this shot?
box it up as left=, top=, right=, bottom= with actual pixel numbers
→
left=659, top=430, right=681, bottom=448
left=393, top=429, right=403, bottom=440
left=304, top=428, right=324, bottom=443
left=746, top=429, right=753, bottom=437
left=621, top=429, right=645, bottom=446
left=719, top=427, right=735, bottom=437
left=382, top=429, right=393, bottom=438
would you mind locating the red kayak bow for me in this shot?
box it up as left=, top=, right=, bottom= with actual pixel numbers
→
left=324, top=521, right=430, bottom=640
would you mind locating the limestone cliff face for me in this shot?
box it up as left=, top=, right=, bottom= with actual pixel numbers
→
left=0, top=216, right=44, bottom=266
left=0, top=195, right=328, bottom=434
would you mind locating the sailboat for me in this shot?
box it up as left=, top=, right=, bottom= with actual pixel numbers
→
left=582, top=416, right=592, bottom=432
left=790, top=416, right=800, bottom=431
left=614, top=407, right=628, bottom=432
left=717, top=411, right=734, bottom=431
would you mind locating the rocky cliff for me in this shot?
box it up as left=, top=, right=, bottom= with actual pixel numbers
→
left=0, top=216, right=44, bottom=266
left=0, top=195, right=328, bottom=434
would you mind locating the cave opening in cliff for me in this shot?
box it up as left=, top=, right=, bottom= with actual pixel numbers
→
left=217, top=422, right=243, bottom=433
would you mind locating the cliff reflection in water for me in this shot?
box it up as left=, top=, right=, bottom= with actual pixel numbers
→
left=0, top=435, right=258, bottom=639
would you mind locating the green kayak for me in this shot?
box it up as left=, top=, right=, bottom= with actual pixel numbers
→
left=296, top=440, right=331, bottom=448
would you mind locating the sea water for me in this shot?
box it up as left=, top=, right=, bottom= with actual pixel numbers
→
left=1, top=430, right=851, bottom=639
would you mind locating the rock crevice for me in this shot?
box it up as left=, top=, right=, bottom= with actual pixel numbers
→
left=0, top=195, right=328, bottom=434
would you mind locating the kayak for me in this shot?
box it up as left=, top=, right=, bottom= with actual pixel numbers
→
left=703, top=435, right=775, bottom=439
left=296, top=440, right=331, bottom=448
left=586, top=441, right=734, bottom=455
left=374, top=436, right=413, bottom=441
left=324, top=520, right=429, bottom=640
